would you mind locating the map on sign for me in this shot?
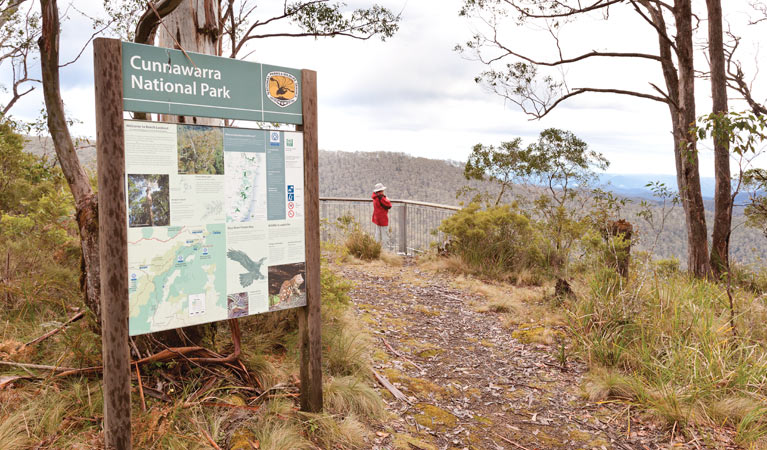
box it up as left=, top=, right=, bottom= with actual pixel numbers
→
left=124, top=120, right=306, bottom=336
left=128, top=225, right=227, bottom=335
left=226, top=151, right=266, bottom=222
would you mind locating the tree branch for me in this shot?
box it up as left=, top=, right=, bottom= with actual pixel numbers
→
left=134, top=0, right=185, bottom=45
left=512, top=87, right=668, bottom=119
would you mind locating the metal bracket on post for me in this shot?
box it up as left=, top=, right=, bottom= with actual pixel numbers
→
left=399, top=202, right=408, bottom=255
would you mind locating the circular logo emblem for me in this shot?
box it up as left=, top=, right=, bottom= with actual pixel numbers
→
left=288, top=202, right=294, bottom=210
left=288, top=210, right=295, bottom=218
left=266, top=71, right=298, bottom=108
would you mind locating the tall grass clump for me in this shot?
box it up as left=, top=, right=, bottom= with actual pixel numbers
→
left=323, top=213, right=381, bottom=260
left=569, top=264, right=767, bottom=445
left=345, top=229, right=381, bottom=260
left=438, top=202, right=545, bottom=280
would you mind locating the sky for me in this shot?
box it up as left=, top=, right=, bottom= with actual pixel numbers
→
left=2, top=0, right=766, bottom=176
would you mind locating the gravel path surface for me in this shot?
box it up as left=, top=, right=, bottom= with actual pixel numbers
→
left=339, top=259, right=736, bottom=450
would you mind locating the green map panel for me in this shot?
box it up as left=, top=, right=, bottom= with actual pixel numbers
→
left=128, top=224, right=227, bottom=335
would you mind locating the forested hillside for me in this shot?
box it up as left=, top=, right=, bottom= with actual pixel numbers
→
left=319, top=150, right=767, bottom=265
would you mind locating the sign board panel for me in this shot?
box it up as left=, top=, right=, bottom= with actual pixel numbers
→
left=124, top=120, right=306, bottom=335
left=122, top=42, right=302, bottom=124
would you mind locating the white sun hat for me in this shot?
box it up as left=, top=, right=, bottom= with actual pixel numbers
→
left=373, top=183, right=386, bottom=192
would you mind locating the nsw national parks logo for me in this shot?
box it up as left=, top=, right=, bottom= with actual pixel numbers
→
left=265, top=71, right=298, bottom=107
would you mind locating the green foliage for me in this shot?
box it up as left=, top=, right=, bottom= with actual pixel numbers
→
left=695, top=111, right=767, bottom=156
left=177, top=125, right=224, bottom=175
left=290, top=2, right=399, bottom=40
left=98, top=0, right=399, bottom=46
left=743, top=169, right=767, bottom=237
left=320, top=264, right=354, bottom=309
left=0, top=124, right=81, bottom=311
left=438, top=203, right=544, bottom=278
left=461, top=129, right=609, bottom=274
left=464, top=138, right=524, bottom=205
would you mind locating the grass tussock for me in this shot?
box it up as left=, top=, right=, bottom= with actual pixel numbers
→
left=569, top=264, right=767, bottom=444
left=324, top=375, right=386, bottom=419
left=380, top=250, right=404, bottom=266
left=345, top=229, right=381, bottom=260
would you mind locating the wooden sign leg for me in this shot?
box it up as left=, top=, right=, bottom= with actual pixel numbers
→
left=299, top=69, right=323, bottom=412
left=94, top=38, right=132, bottom=450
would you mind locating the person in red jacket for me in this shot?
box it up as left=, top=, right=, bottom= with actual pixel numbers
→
left=371, top=182, right=392, bottom=246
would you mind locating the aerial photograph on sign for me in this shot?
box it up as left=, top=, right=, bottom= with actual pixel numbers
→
left=177, top=124, right=224, bottom=175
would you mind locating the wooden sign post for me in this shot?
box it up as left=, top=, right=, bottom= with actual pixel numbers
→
left=298, top=69, right=323, bottom=412
left=93, top=38, right=131, bottom=450
left=92, top=37, right=323, bottom=448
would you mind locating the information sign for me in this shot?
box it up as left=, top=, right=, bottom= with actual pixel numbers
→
left=122, top=42, right=302, bottom=124
left=124, top=120, right=306, bottom=335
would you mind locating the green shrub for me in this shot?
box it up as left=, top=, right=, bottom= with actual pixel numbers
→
left=438, top=203, right=545, bottom=278
left=654, top=257, right=681, bottom=276
left=344, top=230, right=381, bottom=260
left=320, top=264, right=354, bottom=309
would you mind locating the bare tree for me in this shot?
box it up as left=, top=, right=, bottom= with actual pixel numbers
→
left=459, top=0, right=711, bottom=276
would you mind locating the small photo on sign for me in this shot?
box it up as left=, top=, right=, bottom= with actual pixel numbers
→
left=227, top=292, right=249, bottom=318
left=127, top=174, right=170, bottom=227
left=268, top=262, right=306, bottom=311
left=177, top=124, right=224, bottom=175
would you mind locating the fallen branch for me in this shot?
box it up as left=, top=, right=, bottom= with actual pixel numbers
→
left=249, top=383, right=291, bottom=403
left=0, top=360, right=76, bottom=372
left=493, top=432, right=532, bottom=450
left=21, top=310, right=85, bottom=349
left=380, top=337, right=424, bottom=372
left=199, top=425, right=222, bottom=450
left=187, top=319, right=242, bottom=364
left=5, top=324, right=245, bottom=380
left=54, top=346, right=209, bottom=378
left=135, top=362, right=146, bottom=411
left=372, top=369, right=411, bottom=404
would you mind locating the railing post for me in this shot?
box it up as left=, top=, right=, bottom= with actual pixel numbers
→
left=399, top=202, right=408, bottom=255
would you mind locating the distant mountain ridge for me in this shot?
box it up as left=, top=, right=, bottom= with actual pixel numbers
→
left=20, top=142, right=767, bottom=265
left=318, top=150, right=767, bottom=265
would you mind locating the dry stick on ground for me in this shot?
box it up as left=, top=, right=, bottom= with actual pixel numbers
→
left=372, top=369, right=411, bottom=404
left=21, top=310, right=85, bottom=349
left=493, top=433, right=532, bottom=450
left=135, top=362, right=146, bottom=411
left=380, top=337, right=425, bottom=372
left=199, top=425, right=222, bottom=450
left=51, top=319, right=245, bottom=378
left=0, top=360, right=77, bottom=372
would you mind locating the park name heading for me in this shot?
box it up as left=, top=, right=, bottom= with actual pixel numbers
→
left=129, top=55, right=231, bottom=99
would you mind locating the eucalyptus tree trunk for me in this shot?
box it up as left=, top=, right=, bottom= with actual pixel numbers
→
left=673, top=0, right=710, bottom=277
left=156, top=0, right=221, bottom=126
left=706, top=0, right=732, bottom=278
left=39, top=0, right=102, bottom=323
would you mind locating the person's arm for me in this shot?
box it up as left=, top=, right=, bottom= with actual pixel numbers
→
left=380, top=194, right=392, bottom=209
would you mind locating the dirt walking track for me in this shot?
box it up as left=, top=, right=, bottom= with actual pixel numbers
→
left=339, top=259, right=733, bottom=450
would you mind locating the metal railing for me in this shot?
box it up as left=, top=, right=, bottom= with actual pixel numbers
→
left=319, top=197, right=460, bottom=255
